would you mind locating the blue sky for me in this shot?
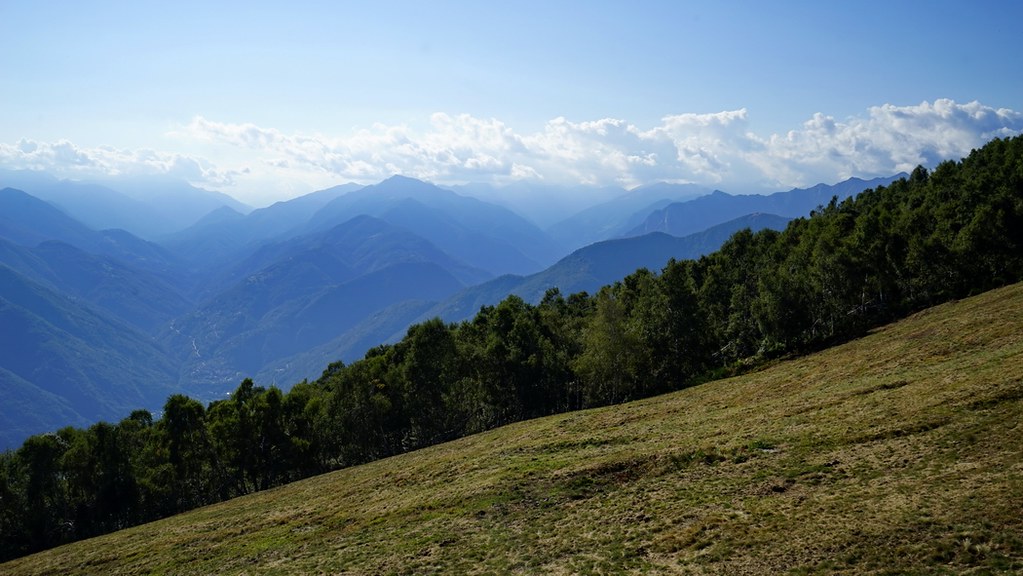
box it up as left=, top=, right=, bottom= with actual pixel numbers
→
left=2, top=1, right=1022, bottom=205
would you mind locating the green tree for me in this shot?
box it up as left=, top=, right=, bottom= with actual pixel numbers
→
left=17, top=433, right=69, bottom=549
left=397, top=318, right=459, bottom=448
left=574, top=284, right=644, bottom=406
left=0, top=450, right=28, bottom=560
left=657, top=258, right=712, bottom=387
left=160, top=394, right=211, bottom=511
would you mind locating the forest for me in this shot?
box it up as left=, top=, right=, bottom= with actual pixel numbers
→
left=1, top=135, right=1022, bottom=562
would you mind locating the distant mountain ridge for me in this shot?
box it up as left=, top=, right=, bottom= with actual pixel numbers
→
left=451, top=182, right=628, bottom=228
left=307, top=175, right=565, bottom=274
left=161, top=183, right=363, bottom=274
left=416, top=212, right=792, bottom=327
left=0, top=170, right=251, bottom=238
left=628, top=175, right=906, bottom=238
left=0, top=238, right=191, bottom=332
left=0, top=187, right=181, bottom=277
left=0, top=187, right=107, bottom=249
left=547, top=182, right=713, bottom=251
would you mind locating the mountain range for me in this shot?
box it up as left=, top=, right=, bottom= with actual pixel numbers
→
left=0, top=171, right=899, bottom=447
left=546, top=182, right=713, bottom=251
left=628, top=175, right=906, bottom=237
left=416, top=212, right=794, bottom=326
left=0, top=170, right=251, bottom=239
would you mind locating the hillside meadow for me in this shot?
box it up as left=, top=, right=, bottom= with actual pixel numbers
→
left=5, top=282, right=1023, bottom=575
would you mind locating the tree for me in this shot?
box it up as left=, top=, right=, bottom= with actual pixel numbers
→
left=657, top=258, right=712, bottom=387
left=319, top=351, right=400, bottom=466
left=574, top=284, right=644, bottom=406
left=160, top=394, right=210, bottom=511
left=0, top=450, right=28, bottom=560
left=17, top=433, right=68, bottom=549
left=397, top=318, right=458, bottom=448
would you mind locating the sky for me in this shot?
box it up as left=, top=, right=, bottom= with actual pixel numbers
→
left=1, top=1, right=1022, bottom=207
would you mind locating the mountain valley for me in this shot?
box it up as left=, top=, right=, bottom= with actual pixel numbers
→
left=0, top=171, right=912, bottom=447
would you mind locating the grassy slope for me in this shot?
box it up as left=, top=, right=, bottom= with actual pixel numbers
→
left=7, top=284, right=1023, bottom=575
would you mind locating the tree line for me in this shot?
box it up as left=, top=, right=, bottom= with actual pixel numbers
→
left=2, top=135, right=1022, bottom=562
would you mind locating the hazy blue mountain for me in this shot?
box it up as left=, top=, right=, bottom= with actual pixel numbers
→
left=0, top=238, right=191, bottom=332
left=190, top=205, right=247, bottom=228
left=254, top=299, right=438, bottom=386
left=164, top=215, right=484, bottom=395
left=211, top=214, right=490, bottom=291
left=627, top=175, right=905, bottom=238
left=417, top=213, right=792, bottom=325
left=0, top=187, right=182, bottom=278
left=160, top=183, right=363, bottom=272
left=405, top=274, right=527, bottom=329
left=547, top=182, right=713, bottom=250
left=0, top=365, right=82, bottom=450
left=450, top=182, right=628, bottom=228
left=0, top=265, right=178, bottom=448
left=266, top=261, right=461, bottom=358
left=306, top=175, right=566, bottom=272
left=245, top=183, right=365, bottom=233
left=376, top=198, right=543, bottom=275
left=99, top=175, right=252, bottom=232
left=0, top=170, right=161, bottom=237
left=0, top=187, right=101, bottom=249
left=0, top=171, right=252, bottom=238
left=93, top=228, right=184, bottom=278
left=172, top=261, right=465, bottom=397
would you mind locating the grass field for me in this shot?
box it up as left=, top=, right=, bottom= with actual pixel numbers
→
left=5, top=283, right=1023, bottom=575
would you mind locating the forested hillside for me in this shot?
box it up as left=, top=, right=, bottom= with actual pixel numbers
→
left=415, top=212, right=792, bottom=328
left=1, top=135, right=1022, bottom=561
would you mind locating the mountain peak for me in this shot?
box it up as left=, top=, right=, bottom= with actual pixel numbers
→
left=378, top=174, right=433, bottom=190
left=381, top=174, right=424, bottom=184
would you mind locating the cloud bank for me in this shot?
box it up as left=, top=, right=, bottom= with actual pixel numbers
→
left=2, top=99, right=1021, bottom=204
left=0, top=139, right=240, bottom=186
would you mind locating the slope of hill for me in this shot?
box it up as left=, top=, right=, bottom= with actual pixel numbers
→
left=0, top=366, right=83, bottom=449
left=0, top=266, right=178, bottom=447
left=163, top=216, right=485, bottom=396
left=376, top=197, right=544, bottom=276
left=0, top=238, right=191, bottom=332
left=628, top=174, right=905, bottom=238
left=253, top=299, right=438, bottom=386
left=7, top=282, right=1021, bottom=575
left=422, top=213, right=791, bottom=325
left=203, top=213, right=489, bottom=298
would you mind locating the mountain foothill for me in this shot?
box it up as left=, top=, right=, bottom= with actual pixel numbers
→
left=0, top=169, right=903, bottom=449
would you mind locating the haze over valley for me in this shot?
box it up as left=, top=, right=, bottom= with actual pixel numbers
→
left=0, top=170, right=906, bottom=446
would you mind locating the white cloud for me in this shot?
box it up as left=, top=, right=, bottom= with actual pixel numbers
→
left=753, top=99, right=1023, bottom=186
left=0, top=138, right=239, bottom=186
left=3, top=99, right=1022, bottom=204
